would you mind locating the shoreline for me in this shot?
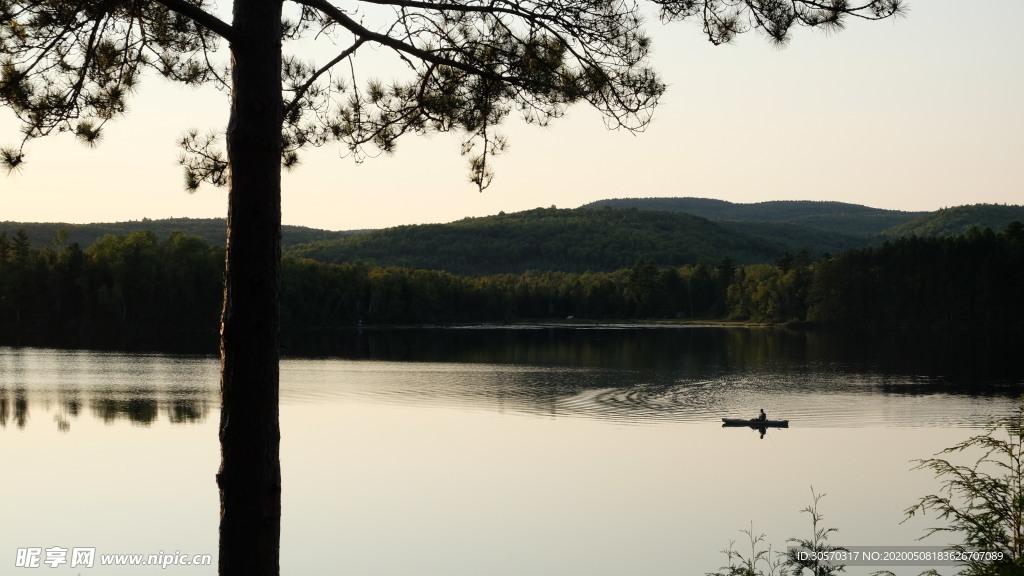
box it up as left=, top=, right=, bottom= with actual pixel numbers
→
left=407, top=319, right=778, bottom=330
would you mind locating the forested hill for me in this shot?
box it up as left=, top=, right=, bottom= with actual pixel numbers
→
left=9, top=202, right=1020, bottom=278
left=882, top=204, right=1024, bottom=238
left=580, top=197, right=927, bottom=237
left=0, top=218, right=360, bottom=249
left=284, top=207, right=866, bottom=275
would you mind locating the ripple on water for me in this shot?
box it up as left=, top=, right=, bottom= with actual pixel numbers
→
left=554, top=376, right=1018, bottom=429
left=278, top=360, right=1020, bottom=429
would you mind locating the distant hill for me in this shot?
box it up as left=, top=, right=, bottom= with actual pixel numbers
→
left=881, top=204, right=1024, bottom=238
left=0, top=218, right=362, bottom=250
left=714, top=220, right=867, bottom=257
left=580, top=197, right=926, bottom=237
left=9, top=200, right=1018, bottom=278
left=284, top=206, right=868, bottom=274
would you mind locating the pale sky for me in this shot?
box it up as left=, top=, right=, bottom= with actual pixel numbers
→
left=2, top=0, right=1022, bottom=231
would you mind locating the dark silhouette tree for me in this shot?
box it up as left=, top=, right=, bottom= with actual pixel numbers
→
left=1, top=0, right=905, bottom=574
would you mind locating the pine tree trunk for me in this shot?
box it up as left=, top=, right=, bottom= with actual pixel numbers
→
left=217, top=1, right=284, bottom=574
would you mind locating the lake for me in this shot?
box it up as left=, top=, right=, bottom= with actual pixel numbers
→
left=2, top=326, right=1022, bottom=575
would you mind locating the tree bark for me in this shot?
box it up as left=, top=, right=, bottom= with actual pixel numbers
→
left=217, top=1, right=284, bottom=574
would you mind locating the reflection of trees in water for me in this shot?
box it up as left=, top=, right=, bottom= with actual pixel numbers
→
left=92, top=398, right=160, bottom=424
left=90, top=395, right=210, bottom=426
left=0, top=387, right=28, bottom=428
left=168, top=398, right=210, bottom=424
left=49, top=394, right=81, bottom=433
left=288, top=326, right=756, bottom=370
left=14, top=387, right=27, bottom=428
left=0, top=387, right=30, bottom=429
left=286, top=327, right=1024, bottom=388
left=0, top=387, right=210, bottom=431
left=0, top=388, right=7, bottom=427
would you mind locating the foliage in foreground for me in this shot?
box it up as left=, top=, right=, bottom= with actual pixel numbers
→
left=710, top=402, right=1024, bottom=576
left=707, top=489, right=847, bottom=576
left=905, top=403, right=1024, bottom=575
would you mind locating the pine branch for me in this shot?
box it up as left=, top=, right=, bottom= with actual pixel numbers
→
left=293, top=0, right=513, bottom=84
left=153, top=0, right=235, bottom=41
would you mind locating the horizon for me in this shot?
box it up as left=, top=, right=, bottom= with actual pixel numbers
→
left=2, top=0, right=1022, bottom=230
left=3, top=197, right=1022, bottom=233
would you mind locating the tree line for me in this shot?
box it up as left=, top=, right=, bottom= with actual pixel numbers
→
left=2, top=222, right=1022, bottom=335
left=0, top=229, right=224, bottom=334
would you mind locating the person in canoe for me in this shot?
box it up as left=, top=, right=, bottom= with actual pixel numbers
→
left=757, top=408, right=766, bottom=422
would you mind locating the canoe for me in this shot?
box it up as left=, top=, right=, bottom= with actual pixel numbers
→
left=722, top=418, right=789, bottom=428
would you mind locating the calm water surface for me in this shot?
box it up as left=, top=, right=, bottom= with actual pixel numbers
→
left=2, top=327, right=1022, bottom=575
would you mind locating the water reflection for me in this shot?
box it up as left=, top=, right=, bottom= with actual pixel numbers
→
left=284, top=326, right=1024, bottom=386
left=3, top=326, right=1023, bottom=431
left=280, top=359, right=1019, bottom=428
left=0, top=387, right=28, bottom=428
left=4, top=330, right=1022, bottom=576
left=0, top=347, right=216, bottom=431
left=0, top=385, right=212, bottom=430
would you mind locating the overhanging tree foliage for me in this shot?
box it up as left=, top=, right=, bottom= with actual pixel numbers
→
left=1, top=0, right=905, bottom=574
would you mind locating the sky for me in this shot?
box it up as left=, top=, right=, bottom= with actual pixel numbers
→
left=1, top=0, right=1022, bottom=232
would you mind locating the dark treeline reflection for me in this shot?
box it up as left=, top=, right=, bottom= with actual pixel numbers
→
left=0, top=329, right=218, bottom=355
left=1, top=327, right=1021, bottom=430
left=283, top=326, right=1024, bottom=392
left=274, top=326, right=1023, bottom=427
left=0, top=387, right=29, bottom=428
left=0, top=386, right=211, bottom=431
